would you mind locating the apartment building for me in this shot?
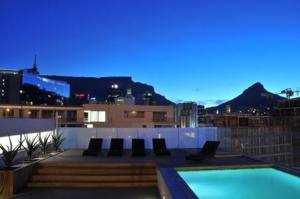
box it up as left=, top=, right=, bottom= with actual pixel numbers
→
left=0, top=105, right=84, bottom=127
left=83, top=104, right=174, bottom=128
left=212, top=113, right=271, bottom=127
left=0, top=104, right=175, bottom=128
left=175, top=102, right=198, bottom=128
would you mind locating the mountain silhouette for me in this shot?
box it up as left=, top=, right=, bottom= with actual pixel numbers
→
left=207, top=82, right=285, bottom=113
left=43, top=75, right=174, bottom=105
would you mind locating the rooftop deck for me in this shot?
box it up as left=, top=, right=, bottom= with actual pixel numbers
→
left=11, top=149, right=268, bottom=199
left=43, top=149, right=264, bottom=168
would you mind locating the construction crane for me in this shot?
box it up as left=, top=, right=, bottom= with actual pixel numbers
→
left=261, top=87, right=300, bottom=99
left=278, top=88, right=300, bottom=99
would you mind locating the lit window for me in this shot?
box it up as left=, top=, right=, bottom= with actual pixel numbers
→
left=84, top=111, right=106, bottom=122
left=124, top=111, right=145, bottom=118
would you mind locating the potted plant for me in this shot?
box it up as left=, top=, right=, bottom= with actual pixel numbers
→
left=23, top=134, right=40, bottom=160
left=0, top=133, right=60, bottom=197
left=52, top=131, right=65, bottom=152
left=0, top=135, right=22, bottom=196
left=38, top=133, right=51, bottom=156
left=0, top=136, right=22, bottom=169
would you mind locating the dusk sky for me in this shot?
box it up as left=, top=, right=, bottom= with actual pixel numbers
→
left=1, top=0, right=300, bottom=107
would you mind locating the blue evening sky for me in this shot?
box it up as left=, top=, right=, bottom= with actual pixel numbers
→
left=0, top=0, right=299, bottom=106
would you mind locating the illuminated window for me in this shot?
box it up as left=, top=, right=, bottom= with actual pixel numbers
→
left=124, top=111, right=144, bottom=118
left=84, top=111, right=106, bottom=122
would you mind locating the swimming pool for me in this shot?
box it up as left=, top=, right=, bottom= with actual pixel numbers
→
left=178, top=168, right=300, bottom=199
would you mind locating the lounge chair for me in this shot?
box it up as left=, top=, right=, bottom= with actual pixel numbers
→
left=185, top=141, right=220, bottom=161
left=108, top=138, right=124, bottom=156
left=152, top=138, right=171, bottom=156
left=132, top=139, right=146, bottom=157
left=82, top=138, right=103, bottom=156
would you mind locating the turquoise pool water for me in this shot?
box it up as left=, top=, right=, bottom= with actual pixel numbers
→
left=178, top=168, right=300, bottom=199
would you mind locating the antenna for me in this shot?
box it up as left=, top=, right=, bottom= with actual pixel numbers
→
left=31, top=54, right=39, bottom=74
left=33, top=54, right=37, bottom=68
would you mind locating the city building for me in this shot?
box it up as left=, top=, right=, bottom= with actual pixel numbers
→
left=71, top=93, right=90, bottom=105
left=0, top=69, right=21, bottom=104
left=175, top=102, right=198, bottom=128
left=197, top=105, right=207, bottom=126
left=106, top=84, right=121, bottom=103
left=272, top=98, right=300, bottom=129
left=143, top=91, right=155, bottom=105
left=0, top=104, right=83, bottom=127
left=0, top=103, right=175, bottom=128
left=0, top=63, right=70, bottom=106
left=115, top=88, right=135, bottom=105
left=83, top=104, right=174, bottom=128
left=273, top=98, right=300, bottom=118
left=272, top=98, right=300, bottom=166
left=211, top=113, right=271, bottom=127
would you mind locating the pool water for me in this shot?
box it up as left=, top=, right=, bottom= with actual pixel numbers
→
left=178, top=168, right=300, bottom=199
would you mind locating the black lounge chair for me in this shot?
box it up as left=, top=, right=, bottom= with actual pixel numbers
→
left=132, top=139, right=146, bottom=157
left=108, top=138, right=124, bottom=156
left=82, top=138, right=103, bottom=156
left=185, top=141, right=220, bottom=161
left=152, top=138, right=171, bottom=156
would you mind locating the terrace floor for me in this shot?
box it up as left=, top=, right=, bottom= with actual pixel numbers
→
left=43, top=149, right=264, bottom=168
left=12, top=149, right=267, bottom=199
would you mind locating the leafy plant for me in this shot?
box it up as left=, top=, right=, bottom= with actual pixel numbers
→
left=0, top=136, right=22, bottom=169
left=38, top=133, right=51, bottom=155
left=23, top=134, right=40, bottom=159
left=52, top=132, right=65, bottom=152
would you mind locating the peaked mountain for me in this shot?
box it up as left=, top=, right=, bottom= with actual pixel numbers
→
left=43, top=75, right=173, bottom=105
left=207, top=82, right=285, bottom=113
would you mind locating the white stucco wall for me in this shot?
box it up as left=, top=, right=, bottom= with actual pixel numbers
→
left=0, top=118, right=55, bottom=136
left=59, top=127, right=218, bottom=149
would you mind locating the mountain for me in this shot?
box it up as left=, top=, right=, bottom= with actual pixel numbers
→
left=207, top=82, right=285, bottom=113
left=43, top=75, right=174, bottom=105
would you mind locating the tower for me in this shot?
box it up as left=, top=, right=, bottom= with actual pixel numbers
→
left=31, top=55, right=39, bottom=74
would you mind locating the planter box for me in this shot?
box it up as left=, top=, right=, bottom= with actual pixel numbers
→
left=0, top=161, right=37, bottom=197
left=0, top=152, right=61, bottom=197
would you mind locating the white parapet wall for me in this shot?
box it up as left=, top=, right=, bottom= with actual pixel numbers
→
left=0, top=118, right=55, bottom=136
left=59, top=127, right=218, bottom=149
left=0, top=118, right=56, bottom=154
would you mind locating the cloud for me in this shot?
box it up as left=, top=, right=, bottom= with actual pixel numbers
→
left=173, top=99, right=228, bottom=108
left=197, top=99, right=228, bottom=107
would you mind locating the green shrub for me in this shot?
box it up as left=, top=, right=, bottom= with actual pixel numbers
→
left=52, top=132, right=65, bottom=152
left=23, top=134, right=40, bottom=159
left=0, top=136, right=22, bottom=169
left=38, top=133, right=51, bottom=155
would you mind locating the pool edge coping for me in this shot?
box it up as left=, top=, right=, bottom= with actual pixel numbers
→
left=157, top=163, right=300, bottom=199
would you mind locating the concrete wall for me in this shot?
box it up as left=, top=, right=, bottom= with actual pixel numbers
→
left=59, top=127, right=218, bottom=149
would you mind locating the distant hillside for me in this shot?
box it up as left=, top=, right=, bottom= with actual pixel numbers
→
left=43, top=75, right=174, bottom=105
left=207, top=82, right=285, bottom=113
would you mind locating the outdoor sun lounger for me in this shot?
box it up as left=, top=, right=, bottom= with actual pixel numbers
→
left=152, top=138, right=171, bottom=156
left=185, top=141, right=220, bottom=161
left=132, top=139, right=146, bottom=157
left=82, top=138, right=103, bottom=156
left=108, top=138, right=124, bottom=156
